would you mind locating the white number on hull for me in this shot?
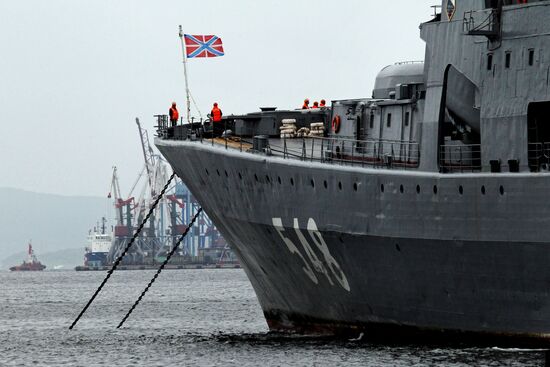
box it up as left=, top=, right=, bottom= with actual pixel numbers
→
left=272, top=218, right=318, bottom=284
left=306, top=219, right=350, bottom=291
left=272, top=218, right=350, bottom=292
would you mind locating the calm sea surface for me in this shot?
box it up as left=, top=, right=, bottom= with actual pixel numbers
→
left=0, top=269, right=545, bottom=366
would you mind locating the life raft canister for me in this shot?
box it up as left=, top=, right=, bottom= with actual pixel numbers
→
left=332, top=115, right=341, bottom=133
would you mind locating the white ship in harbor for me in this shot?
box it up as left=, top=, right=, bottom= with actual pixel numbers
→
left=83, top=217, right=112, bottom=268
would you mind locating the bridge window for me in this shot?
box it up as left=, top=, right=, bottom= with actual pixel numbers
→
left=370, top=113, right=374, bottom=129
left=405, top=112, right=410, bottom=127
left=487, top=53, right=493, bottom=71
left=386, top=113, right=392, bottom=128
left=505, top=51, right=511, bottom=69
left=528, top=49, right=535, bottom=66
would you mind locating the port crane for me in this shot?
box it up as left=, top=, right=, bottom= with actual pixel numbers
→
left=104, top=118, right=231, bottom=266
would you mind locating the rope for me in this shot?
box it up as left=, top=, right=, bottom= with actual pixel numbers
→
left=117, top=207, right=203, bottom=329
left=69, top=172, right=177, bottom=330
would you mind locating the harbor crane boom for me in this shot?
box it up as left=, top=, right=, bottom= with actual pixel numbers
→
left=136, top=118, right=157, bottom=196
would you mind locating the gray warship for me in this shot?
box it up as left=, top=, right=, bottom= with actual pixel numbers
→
left=156, top=0, right=550, bottom=343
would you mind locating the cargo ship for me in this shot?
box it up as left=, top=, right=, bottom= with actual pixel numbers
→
left=10, top=243, right=46, bottom=271
left=155, top=0, right=550, bottom=343
left=83, top=217, right=111, bottom=268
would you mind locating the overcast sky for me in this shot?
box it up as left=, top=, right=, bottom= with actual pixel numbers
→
left=0, top=0, right=436, bottom=197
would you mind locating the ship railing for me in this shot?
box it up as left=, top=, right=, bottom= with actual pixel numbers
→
left=155, top=115, right=206, bottom=140
left=463, top=7, right=500, bottom=40
left=528, top=142, right=550, bottom=172
left=156, top=120, right=421, bottom=170
left=268, top=136, right=421, bottom=170
left=439, top=144, right=482, bottom=173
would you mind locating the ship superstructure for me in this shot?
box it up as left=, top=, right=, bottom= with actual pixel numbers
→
left=155, top=0, right=550, bottom=343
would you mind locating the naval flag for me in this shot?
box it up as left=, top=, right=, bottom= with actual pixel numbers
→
left=184, top=34, right=225, bottom=58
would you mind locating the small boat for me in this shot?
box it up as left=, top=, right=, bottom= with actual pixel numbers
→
left=10, top=243, right=46, bottom=271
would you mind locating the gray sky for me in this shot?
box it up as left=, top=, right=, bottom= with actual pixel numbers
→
left=0, top=0, right=436, bottom=196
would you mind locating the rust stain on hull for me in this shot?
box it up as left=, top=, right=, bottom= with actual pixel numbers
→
left=264, top=310, right=550, bottom=347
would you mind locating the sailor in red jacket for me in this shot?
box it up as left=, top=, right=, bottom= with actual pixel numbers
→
left=210, top=102, right=224, bottom=136
left=211, top=102, right=223, bottom=122
left=169, top=102, right=179, bottom=127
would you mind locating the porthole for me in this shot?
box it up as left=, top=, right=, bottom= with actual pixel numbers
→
left=290, top=178, right=294, bottom=186
left=400, top=185, right=404, bottom=194
left=216, top=169, right=220, bottom=176
left=395, top=243, right=401, bottom=252
left=416, top=185, right=421, bottom=194
left=277, top=176, right=282, bottom=184
left=324, top=180, right=328, bottom=189
left=380, top=184, right=385, bottom=193
left=238, top=172, right=242, bottom=180
left=500, top=185, right=505, bottom=195
left=353, top=183, right=358, bottom=191
left=311, top=179, right=315, bottom=188
left=265, top=175, right=270, bottom=183
left=433, top=185, right=438, bottom=194
left=225, top=170, right=228, bottom=177
left=481, top=186, right=486, bottom=195
left=459, top=186, right=464, bottom=195
left=254, top=174, right=259, bottom=182
left=338, top=181, right=342, bottom=190
left=206, top=169, right=210, bottom=176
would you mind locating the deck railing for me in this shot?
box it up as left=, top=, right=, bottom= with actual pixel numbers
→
left=439, top=144, right=482, bottom=172
left=156, top=118, right=421, bottom=170
left=528, top=142, right=550, bottom=171
left=270, top=136, right=420, bottom=169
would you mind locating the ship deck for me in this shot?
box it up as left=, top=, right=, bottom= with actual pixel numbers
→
left=166, top=132, right=421, bottom=171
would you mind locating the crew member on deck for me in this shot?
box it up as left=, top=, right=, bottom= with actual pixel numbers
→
left=312, top=101, right=319, bottom=109
left=320, top=99, right=326, bottom=108
left=169, top=102, right=179, bottom=127
left=302, top=99, right=310, bottom=109
left=210, top=102, right=223, bottom=136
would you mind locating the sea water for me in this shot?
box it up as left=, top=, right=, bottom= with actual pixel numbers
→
left=0, top=270, right=543, bottom=366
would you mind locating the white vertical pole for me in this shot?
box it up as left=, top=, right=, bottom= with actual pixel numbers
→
left=178, top=25, right=191, bottom=123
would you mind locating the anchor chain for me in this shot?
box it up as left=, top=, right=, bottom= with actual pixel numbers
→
left=117, top=207, right=203, bottom=329
left=69, top=172, right=177, bottom=330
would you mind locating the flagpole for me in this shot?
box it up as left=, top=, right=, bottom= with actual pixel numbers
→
left=178, top=25, right=191, bottom=124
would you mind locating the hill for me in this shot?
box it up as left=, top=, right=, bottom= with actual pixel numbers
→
left=0, top=187, right=110, bottom=266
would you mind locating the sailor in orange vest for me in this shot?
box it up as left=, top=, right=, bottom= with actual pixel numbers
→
left=312, top=101, right=319, bottom=109
left=302, top=98, right=310, bottom=109
left=169, top=102, right=179, bottom=127
left=210, top=102, right=224, bottom=136
left=320, top=99, right=326, bottom=108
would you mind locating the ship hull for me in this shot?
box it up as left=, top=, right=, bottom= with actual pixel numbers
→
left=9, top=263, right=46, bottom=271
left=156, top=139, right=550, bottom=343
left=217, top=217, right=550, bottom=342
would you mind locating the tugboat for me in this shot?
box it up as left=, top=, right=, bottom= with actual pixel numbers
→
left=10, top=243, right=46, bottom=271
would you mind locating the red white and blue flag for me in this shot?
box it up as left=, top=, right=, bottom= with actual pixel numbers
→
left=184, top=34, right=224, bottom=58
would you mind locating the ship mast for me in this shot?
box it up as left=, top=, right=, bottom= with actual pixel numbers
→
left=178, top=26, right=203, bottom=122
left=179, top=25, right=191, bottom=123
